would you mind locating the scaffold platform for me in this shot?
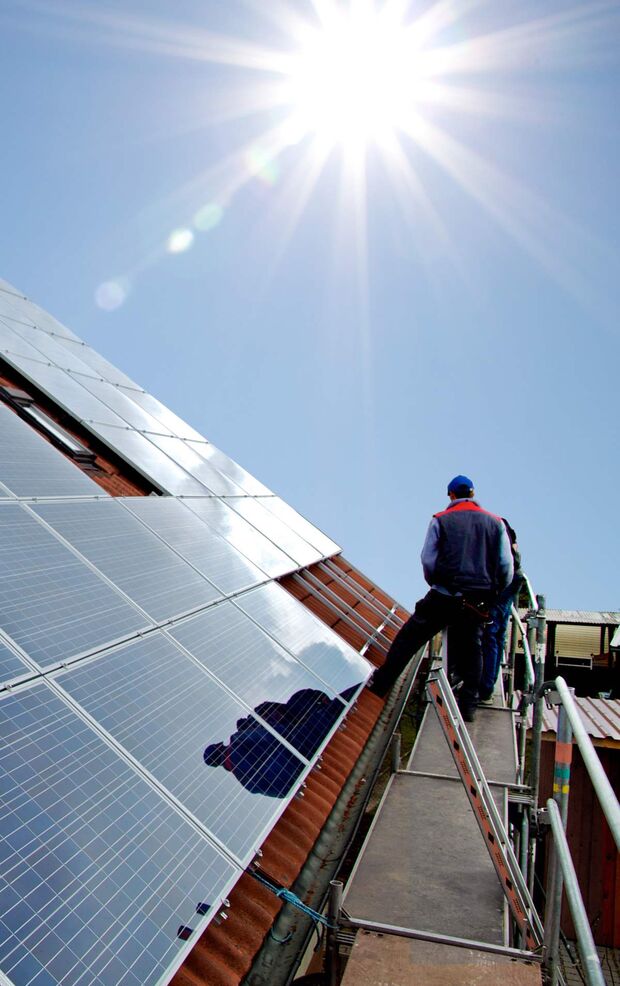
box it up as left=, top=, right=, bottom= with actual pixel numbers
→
left=341, top=686, right=543, bottom=986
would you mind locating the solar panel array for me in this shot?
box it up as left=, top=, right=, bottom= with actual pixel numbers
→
left=0, top=278, right=369, bottom=986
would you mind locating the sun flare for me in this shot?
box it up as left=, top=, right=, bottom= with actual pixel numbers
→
left=281, top=6, right=423, bottom=151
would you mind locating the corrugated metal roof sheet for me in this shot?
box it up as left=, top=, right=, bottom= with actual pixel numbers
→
left=544, top=610, right=620, bottom=626
left=528, top=695, right=620, bottom=743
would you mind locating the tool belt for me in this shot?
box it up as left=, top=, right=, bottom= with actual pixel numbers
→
left=460, top=593, right=495, bottom=623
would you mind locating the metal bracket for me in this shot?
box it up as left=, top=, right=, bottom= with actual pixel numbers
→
left=544, top=689, right=561, bottom=709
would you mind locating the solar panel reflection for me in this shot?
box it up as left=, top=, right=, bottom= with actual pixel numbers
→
left=169, top=600, right=348, bottom=754
left=57, top=632, right=309, bottom=864
left=123, top=497, right=267, bottom=595
left=83, top=425, right=210, bottom=496
left=0, top=358, right=124, bottom=427
left=0, top=505, right=149, bottom=669
left=0, top=682, right=240, bottom=986
left=235, top=582, right=371, bottom=698
left=184, top=441, right=272, bottom=496
left=32, top=499, right=222, bottom=623
left=184, top=498, right=296, bottom=578
left=225, top=497, right=321, bottom=568
left=145, top=435, right=246, bottom=496
left=0, top=317, right=100, bottom=376
left=258, top=496, right=340, bottom=558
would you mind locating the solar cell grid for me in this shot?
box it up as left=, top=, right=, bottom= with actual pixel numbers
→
left=0, top=404, right=105, bottom=500
left=225, top=496, right=321, bottom=567
left=57, top=632, right=309, bottom=863
left=122, top=497, right=267, bottom=595
left=0, top=682, right=239, bottom=986
left=184, top=497, right=296, bottom=578
left=235, top=582, right=372, bottom=698
left=0, top=504, right=149, bottom=669
left=31, top=500, right=222, bottom=624
left=0, top=637, right=30, bottom=686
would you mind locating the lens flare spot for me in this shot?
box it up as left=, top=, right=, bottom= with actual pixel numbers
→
left=246, top=147, right=279, bottom=186
left=94, top=278, right=130, bottom=311
left=194, top=203, right=224, bottom=231
left=167, top=228, right=194, bottom=253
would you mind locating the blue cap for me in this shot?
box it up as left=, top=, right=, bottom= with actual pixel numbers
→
left=447, top=475, right=474, bottom=495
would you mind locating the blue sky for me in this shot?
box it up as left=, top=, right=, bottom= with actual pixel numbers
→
left=1, top=0, right=619, bottom=611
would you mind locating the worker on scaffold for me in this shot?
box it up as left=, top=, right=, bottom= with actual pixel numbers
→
left=370, top=475, right=513, bottom=721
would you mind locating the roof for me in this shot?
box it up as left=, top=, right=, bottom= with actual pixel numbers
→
left=0, top=277, right=403, bottom=986
left=543, top=610, right=620, bottom=626
left=528, top=696, right=620, bottom=745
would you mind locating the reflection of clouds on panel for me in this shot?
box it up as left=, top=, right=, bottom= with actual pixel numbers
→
left=169, top=599, right=341, bottom=709
left=184, top=497, right=296, bottom=578
left=123, top=496, right=266, bottom=596
left=235, top=581, right=371, bottom=696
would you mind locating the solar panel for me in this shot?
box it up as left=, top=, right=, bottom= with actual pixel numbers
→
left=183, top=497, right=297, bottom=578
left=259, top=496, right=340, bottom=558
left=185, top=441, right=272, bottom=495
left=0, top=357, right=125, bottom=428
left=235, top=582, right=372, bottom=698
left=0, top=637, right=31, bottom=686
left=84, top=425, right=211, bottom=496
left=0, top=277, right=25, bottom=298
left=56, top=632, right=310, bottom=863
left=0, top=503, right=149, bottom=669
left=0, top=317, right=100, bottom=377
left=3, top=296, right=81, bottom=341
left=0, top=317, right=52, bottom=364
left=0, top=680, right=240, bottom=986
left=32, top=500, right=222, bottom=623
left=0, top=292, right=37, bottom=327
left=144, top=435, right=246, bottom=496
left=65, top=376, right=176, bottom=435
left=169, top=601, right=349, bottom=755
left=123, top=497, right=267, bottom=596
left=225, top=497, right=321, bottom=568
left=54, top=339, right=143, bottom=389
left=0, top=404, right=106, bottom=500
left=116, top=388, right=207, bottom=442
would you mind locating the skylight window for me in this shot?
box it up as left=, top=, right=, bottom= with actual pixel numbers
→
left=0, top=383, right=96, bottom=464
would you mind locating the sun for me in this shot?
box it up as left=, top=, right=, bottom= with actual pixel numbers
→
left=280, top=5, right=423, bottom=152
